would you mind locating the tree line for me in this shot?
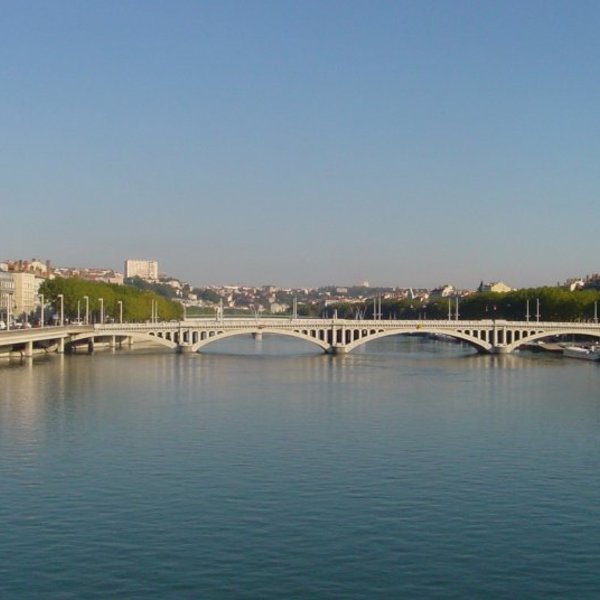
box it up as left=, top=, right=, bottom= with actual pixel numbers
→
left=39, top=278, right=183, bottom=323
left=303, top=287, right=600, bottom=322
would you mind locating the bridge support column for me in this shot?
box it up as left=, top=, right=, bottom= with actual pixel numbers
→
left=88, top=339, right=95, bottom=354
left=331, top=345, right=349, bottom=355
left=109, top=336, right=116, bottom=349
left=178, top=344, right=195, bottom=354
left=57, top=338, right=65, bottom=354
left=128, top=336, right=134, bottom=348
left=491, top=345, right=510, bottom=354
left=24, top=341, right=33, bottom=357
left=253, top=331, right=263, bottom=340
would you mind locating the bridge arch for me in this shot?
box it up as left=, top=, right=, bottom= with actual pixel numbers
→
left=506, top=328, right=600, bottom=353
left=344, top=327, right=492, bottom=354
left=191, top=328, right=331, bottom=353
left=68, top=330, right=178, bottom=350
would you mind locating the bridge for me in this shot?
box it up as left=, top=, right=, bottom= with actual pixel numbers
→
left=1, top=318, right=600, bottom=358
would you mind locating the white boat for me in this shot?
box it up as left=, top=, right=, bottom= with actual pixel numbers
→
left=562, top=345, right=600, bottom=361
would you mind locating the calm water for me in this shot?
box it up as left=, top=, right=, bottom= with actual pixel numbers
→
left=1, top=335, right=600, bottom=598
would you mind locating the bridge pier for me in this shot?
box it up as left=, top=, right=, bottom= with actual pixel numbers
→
left=57, top=338, right=65, bottom=354
left=178, top=344, right=195, bottom=354
left=252, top=332, right=263, bottom=341
left=491, top=345, right=511, bottom=355
left=330, top=345, right=349, bottom=355
left=24, top=341, right=33, bottom=358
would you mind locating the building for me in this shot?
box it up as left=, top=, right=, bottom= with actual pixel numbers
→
left=269, top=302, right=290, bottom=314
left=124, top=259, right=159, bottom=281
left=429, top=284, right=455, bottom=298
left=564, top=278, right=585, bottom=292
left=0, top=271, right=15, bottom=323
left=12, top=272, right=43, bottom=318
left=5, top=258, right=52, bottom=278
left=478, top=281, right=513, bottom=294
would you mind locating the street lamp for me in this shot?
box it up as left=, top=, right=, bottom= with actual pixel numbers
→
left=536, top=298, right=541, bottom=323
left=83, top=296, right=89, bottom=325
left=99, top=298, right=104, bottom=324
left=57, top=294, right=64, bottom=327
left=5, top=291, right=13, bottom=331
left=117, top=300, right=123, bottom=324
left=486, top=304, right=497, bottom=323
left=39, top=293, right=45, bottom=328
left=151, top=299, right=158, bottom=323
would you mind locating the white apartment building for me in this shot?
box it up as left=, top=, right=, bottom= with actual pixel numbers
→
left=479, top=281, right=513, bottom=294
left=429, top=284, right=455, bottom=298
left=124, top=259, right=159, bottom=281
left=0, top=271, right=15, bottom=320
left=12, top=272, right=43, bottom=318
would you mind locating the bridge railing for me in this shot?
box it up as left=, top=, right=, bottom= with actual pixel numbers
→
left=89, top=319, right=600, bottom=331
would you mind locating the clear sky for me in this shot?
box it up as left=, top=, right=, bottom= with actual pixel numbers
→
left=2, top=1, right=599, bottom=288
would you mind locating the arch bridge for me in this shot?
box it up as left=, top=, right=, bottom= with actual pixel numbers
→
left=84, top=318, right=600, bottom=355
left=2, top=318, right=600, bottom=358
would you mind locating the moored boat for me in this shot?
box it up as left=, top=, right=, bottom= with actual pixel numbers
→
left=562, top=345, right=600, bottom=361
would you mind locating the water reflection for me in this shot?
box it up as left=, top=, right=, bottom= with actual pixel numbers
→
left=1, top=332, right=600, bottom=598
left=2, top=334, right=597, bottom=448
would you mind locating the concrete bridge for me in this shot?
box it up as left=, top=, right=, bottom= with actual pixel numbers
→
left=2, top=318, right=600, bottom=358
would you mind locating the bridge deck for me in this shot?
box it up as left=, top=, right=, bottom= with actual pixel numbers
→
left=1, top=319, right=599, bottom=357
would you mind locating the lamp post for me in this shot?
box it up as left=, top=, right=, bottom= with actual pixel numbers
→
left=526, top=299, right=530, bottom=322
left=118, top=300, right=123, bottom=324
left=99, top=298, right=104, bottom=324
left=486, top=304, right=497, bottom=322
left=77, top=300, right=81, bottom=324
left=6, top=291, right=13, bottom=331
left=39, top=293, right=45, bottom=328
left=536, top=298, right=541, bottom=323
left=57, top=294, right=64, bottom=326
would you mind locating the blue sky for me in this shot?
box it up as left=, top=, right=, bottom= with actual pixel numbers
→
left=2, top=1, right=599, bottom=288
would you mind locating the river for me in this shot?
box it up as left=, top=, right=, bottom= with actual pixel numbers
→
left=1, top=335, right=599, bottom=598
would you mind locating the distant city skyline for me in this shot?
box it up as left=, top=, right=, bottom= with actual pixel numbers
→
left=3, top=253, right=593, bottom=292
left=3, top=2, right=599, bottom=289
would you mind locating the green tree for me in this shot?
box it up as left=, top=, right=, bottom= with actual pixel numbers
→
left=39, top=278, right=183, bottom=323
